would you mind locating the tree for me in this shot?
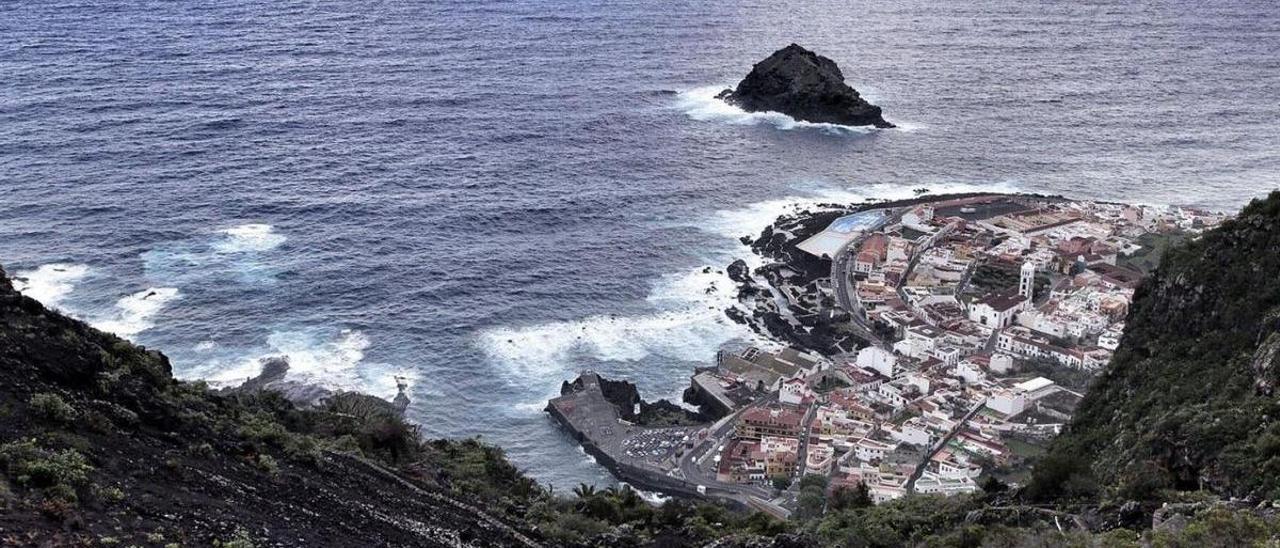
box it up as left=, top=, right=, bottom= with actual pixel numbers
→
left=830, top=481, right=873, bottom=510
left=771, top=474, right=792, bottom=491
left=799, top=473, right=829, bottom=491
left=572, top=483, right=596, bottom=499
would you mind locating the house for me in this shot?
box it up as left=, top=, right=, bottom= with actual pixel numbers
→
left=931, top=449, right=982, bottom=480
left=989, top=353, right=1014, bottom=374
left=878, top=382, right=909, bottom=409
left=806, top=443, right=835, bottom=476
left=736, top=406, right=804, bottom=439
left=954, top=360, right=985, bottom=383
left=967, top=292, right=1027, bottom=329
left=759, top=436, right=801, bottom=478
left=997, top=327, right=1087, bottom=369
left=779, top=377, right=815, bottom=406
left=812, top=405, right=875, bottom=441
left=854, top=438, right=898, bottom=463
left=894, top=324, right=944, bottom=359
left=854, top=234, right=890, bottom=274
left=855, top=346, right=897, bottom=378
left=985, top=388, right=1027, bottom=416
left=986, top=377, right=1057, bottom=416
left=716, top=439, right=764, bottom=483
left=1097, top=326, right=1123, bottom=351
left=889, top=418, right=933, bottom=447
left=913, top=471, right=978, bottom=496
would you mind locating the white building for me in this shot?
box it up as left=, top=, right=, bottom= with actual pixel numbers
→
left=914, top=471, right=979, bottom=496
left=854, top=438, right=897, bottom=463
left=989, top=353, right=1014, bottom=374
left=1019, top=261, right=1036, bottom=299
left=890, top=418, right=933, bottom=447
left=986, top=388, right=1027, bottom=416
left=779, top=377, right=814, bottom=406
left=855, top=346, right=897, bottom=378
left=954, top=360, right=985, bottom=384
left=968, top=292, right=1027, bottom=330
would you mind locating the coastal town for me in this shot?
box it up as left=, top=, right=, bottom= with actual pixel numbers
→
left=548, top=193, right=1225, bottom=515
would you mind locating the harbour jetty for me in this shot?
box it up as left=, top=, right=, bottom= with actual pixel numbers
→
left=546, top=372, right=708, bottom=498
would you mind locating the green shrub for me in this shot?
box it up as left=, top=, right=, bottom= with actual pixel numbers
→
left=236, top=413, right=290, bottom=446
left=0, top=439, right=93, bottom=489
left=213, top=528, right=256, bottom=548
left=188, top=442, right=215, bottom=458
left=30, top=393, right=76, bottom=424
left=255, top=454, right=279, bottom=475
left=93, top=484, right=125, bottom=504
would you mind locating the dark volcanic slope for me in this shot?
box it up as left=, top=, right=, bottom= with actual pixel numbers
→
left=718, top=44, right=892, bottom=128
left=0, top=265, right=540, bottom=547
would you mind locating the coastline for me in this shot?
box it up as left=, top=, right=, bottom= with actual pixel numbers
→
left=545, top=189, right=1223, bottom=509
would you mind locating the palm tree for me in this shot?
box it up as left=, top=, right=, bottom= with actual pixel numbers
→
left=573, top=482, right=597, bottom=499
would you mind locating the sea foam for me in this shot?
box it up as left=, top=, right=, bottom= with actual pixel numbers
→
left=479, top=181, right=1024, bottom=397
left=193, top=329, right=416, bottom=400
left=10, top=263, right=91, bottom=310
left=90, top=287, right=181, bottom=340
left=214, top=223, right=287, bottom=253
left=674, top=85, right=879, bottom=135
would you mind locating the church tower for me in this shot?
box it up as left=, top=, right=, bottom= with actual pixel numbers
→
left=1019, top=261, right=1036, bottom=301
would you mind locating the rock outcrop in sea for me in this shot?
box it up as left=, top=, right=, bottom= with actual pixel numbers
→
left=717, top=44, right=892, bottom=128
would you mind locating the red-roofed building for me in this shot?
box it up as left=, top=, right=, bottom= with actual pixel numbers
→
left=736, top=406, right=805, bottom=439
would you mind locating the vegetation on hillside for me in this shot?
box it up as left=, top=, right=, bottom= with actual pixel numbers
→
left=1030, top=191, right=1280, bottom=503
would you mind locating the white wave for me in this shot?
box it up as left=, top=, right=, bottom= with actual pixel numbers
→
left=699, top=180, right=1027, bottom=243
left=213, top=223, right=286, bottom=253
left=478, top=265, right=762, bottom=385
left=10, top=263, right=91, bottom=310
left=90, top=287, right=180, bottom=340
left=624, top=484, right=672, bottom=506
left=480, top=180, right=1022, bottom=390
left=674, top=85, right=881, bottom=135
left=142, top=223, right=286, bottom=286
left=192, top=329, right=415, bottom=400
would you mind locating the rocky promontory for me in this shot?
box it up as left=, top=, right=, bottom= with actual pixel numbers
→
left=717, top=44, right=892, bottom=128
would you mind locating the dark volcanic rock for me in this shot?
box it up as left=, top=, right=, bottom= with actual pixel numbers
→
left=560, top=374, right=708, bottom=426
left=717, top=43, right=892, bottom=128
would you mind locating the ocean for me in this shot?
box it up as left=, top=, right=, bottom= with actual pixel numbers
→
left=2, top=0, right=1278, bottom=491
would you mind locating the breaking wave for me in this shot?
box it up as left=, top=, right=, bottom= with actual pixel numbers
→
left=143, top=223, right=285, bottom=285
left=10, top=263, right=91, bottom=310
left=697, top=180, right=1028, bottom=243
left=90, top=287, right=181, bottom=340
left=478, top=263, right=761, bottom=386
left=674, top=85, right=883, bottom=135
left=187, top=329, right=416, bottom=400
left=481, top=180, right=1026, bottom=388
left=214, top=223, right=287, bottom=253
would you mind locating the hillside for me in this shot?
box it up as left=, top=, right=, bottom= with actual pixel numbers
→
left=1032, top=190, right=1280, bottom=501
left=0, top=265, right=546, bottom=546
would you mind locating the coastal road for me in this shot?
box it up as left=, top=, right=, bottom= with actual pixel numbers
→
left=675, top=397, right=776, bottom=503
left=831, top=208, right=905, bottom=351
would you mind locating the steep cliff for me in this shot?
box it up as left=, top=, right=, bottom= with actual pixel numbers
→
left=1033, top=191, right=1280, bottom=501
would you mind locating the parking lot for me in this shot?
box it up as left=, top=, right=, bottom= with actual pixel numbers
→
left=622, top=428, right=689, bottom=462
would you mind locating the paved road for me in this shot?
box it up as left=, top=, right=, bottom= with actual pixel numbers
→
left=831, top=208, right=905, bottom=351
left=904, top=402, right=986, bottom=492
left=674, top=396, right=777, bottom=506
